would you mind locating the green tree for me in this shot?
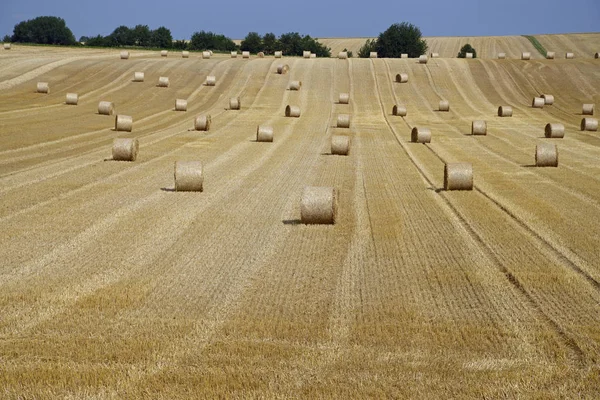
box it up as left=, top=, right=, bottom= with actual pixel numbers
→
left=78, top=35, right=90, bottom=43
left=190, top=30, right=236, bottom=51
left=149, top=27, right=173, bottom=48
left=358, top=39, right=377, bottom=58
left=374, top=22, right=427, bottom=58
left=277, top=32, right=330, bottom=57
left=457, top=43, right=477, bottom=58
left=132, top=24, right=151, bottom=47
left=85, top=35, right=107, bottom=47
left=3, top=34, right=12, bottom=43
left=172, top=39, right=188, bottom=50
left=240, top=32, right=262, bottom=53
left=107, top=25, right=134, bottom=47
left=262, top=32, right=278, bottom=55
left=11, top=16, right=76, bottom=45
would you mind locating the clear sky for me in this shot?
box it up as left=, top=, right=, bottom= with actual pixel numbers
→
left=1, top=0, right=599, bottom=40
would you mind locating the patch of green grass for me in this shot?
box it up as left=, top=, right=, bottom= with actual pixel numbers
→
left=522, top=35, right=547, bottom=57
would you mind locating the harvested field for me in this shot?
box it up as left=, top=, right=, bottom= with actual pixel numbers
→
left=0, top=42, right=599, bottom=399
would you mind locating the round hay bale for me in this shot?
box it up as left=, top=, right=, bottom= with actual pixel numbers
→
left=182, top=51, right=190, bottom=58
left=532, top=97, right=545, bottom=108
left=565, top=52, right=574, bottom=59
left=202, top=51, right=210, bottom=59
left=498, top=52, right=506, bottom=59
left=300, top=186, right=337, bottom=224
left=114, top=115, right=133, bottom=132
left=277, top=64, right=289, bottom=74
left=112, top=138, right=139, bottom=161
left=257, top=52, right=265, bottom=58
left=229, top=97, right=241, bottom=110
left=471, top=120, right=487, bottom=135
left=331, top=135, right=350, bottom=155
left=206, top=75, right=216, bottom=86
left=275, top=51, right=283, bottom=58
left=337, top=114, right=350, bottom=128
left=256, top=125, right=274, bottom=142
left=338, top=93, right=349, bottom=104
left=194, top=114, right=211, bottom=131
left=401, top=53, right=408, bottom=58
left=36, top=82, right=49, bottom=94
left=161, top=50, right=168, bottom=57
left=411, top=127, right=432, bottom=143
left=174, top=161, right=203, bottom=192
left=444, top=163, right=473, bottom=191
left=338, top=51, right=348, bottom=59
left=521, top=52, right=531, bottom=60
left=392, top=105, right=407, bottom=116
left=582, top=104, right=594, bottom=115
left=133, top=71, right=144, bottom=82
left=4, top=43, right=11, bottom=50
left=303, top=51, right=311, bottom=58
left=65, top=93, right=78, bottom=105
left=419, top=55, right=428, bottom=64
left=158, top=77, right=169, bottom=87
left=370, top=51, right=378, bottom=58
left=289, top=80, right=302, bottom=91
left=546, top=51, right=555, bottom=59
left=535, top=143, right=558, bottom=167
left=430, top=52, right=439, bottom=58
left=466, top=52, right=473, bottom=58
left=544, top=123, right=564, bottom=138
left=581, top=118, right=598, bottom=131
left=120, top=51, right=130, bottom=59
left=310, top=53, right=316, bottom=58
left=285, top=105, right=301, bottom=118
left=98, top=101, right=115, bottom=115
left=498, top=106, right=513, bottom=117
left=175, top=99, right=187, bottom=112
left=242, top=51, right=250, bottom=58
left=439, top=100, right=450, bottom=112
left=231, top=51, right=237, bottom=58
left=396, top=73, right=408, bottom=83
left=541, top=94, right=554, bottom=105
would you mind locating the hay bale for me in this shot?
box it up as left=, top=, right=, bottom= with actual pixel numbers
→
left=65, top=93, right=78, bottom=105
left=289, top=80, right=302, bottom=90
left=256, top=125, right=274, bottom=142
left=158, top=77, right=169, bottom=87
left=396, top=73, right=408, bottom=83
left=337, top=114, right=350, bottom=128
left=275, top=51, right=283, bottom=58
left=206, top=75, right=216, bottom=86
left=231, top=51, right=237, bottom=58
left=430, top=52, right=439, bottom=58
left=439, top=100, right=450, bottom=112
left=36, top=82, right=49, bottom=94
left=444, top=163, right=473, bottom=191
left=194, top=114, right=211, bottom=131
left=498, top=106, right=513, bottom=117
left=182, top=51, right=190, bottom=58
left=175, top=99, right=187, bottom=112
left=242, top=51, right=250, bottom=58
left=112, top=138, right=139, bottom=161
left=277, top=64, right=289, bottom=74
left=4, top=43, right=11, bottom=50
left=541, top=94, right=554, bottom=105
left=392, top=105, right=407, bottom=116
left=331, top=135, right=350, bottom=155
left=401, top=53, right=408, bottom=58
left=174, top=161, right=203, bottom=192
left=546, top=51, right=555, bottom=59
left=521, top=52, right=531, bottom=60
left=581, top=118, right=598, bottom=131
left=120, top=51, right=130, bottom=59
left=303, top=50, right=311, bottom=58
left=544, top=123, right=564, bottom=138
left=466, top=52, right=473, bottom=58
left=209, top=50, right=213, bottom=56
left=532, top=97, right=545, bottom=108
left=285, top=105, right=301, bottom=118
left=370, top=51, right=378, bottom=58
left=498, top=52, right=506, bottom=59
left=300, top=186, right=337, bottom=224
left=229, top=97, right=241, bottom=110
left=565, top=52, right=574, bottom=59
left=310, top=53, right=316, bottom=58
left=411, top=127, right=432, bottom=143
left=98, top=101, right=115, bottom=115
left=202, top=51, right=210, bottom=59
left=258, top=52, right=265, bottom=58
left=161, top=50, right=168, bottom=57
left=133, top=72, right=144, bottom=82
left=471, top=120, right=487, bottom=135
left=535, top=143, right=558, bottom=167
left=338, top=51, right=348, bottom=59
left=582, top=104, right=594, bottom=115
left=419, top=55, right=428, bottom=64
left=338, top=93, right=349, bottom=104
left=114, top=115, right=133, bottom=132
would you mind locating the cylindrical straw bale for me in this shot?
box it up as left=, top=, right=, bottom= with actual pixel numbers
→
left=370, top=52, right=378, bottom=58
left=206, top=75, right=216, bottom=86
left=115, top=115, right=133, bottom=132
left=242, top=51, right=250, bottom=58
left=471, top=120, right=487, bottom=135
left=498, top=52, right=506, bottom=59
left=498, top=106, right=513, bottom=117
left=36, top=82, right=49, bottom=94
left=401, top=53, right=408, bottom=58
left=209, top=50, right=213, bottom=56
left=565, top=52, right=574, bottom=59
left=133, top=71, right=144, bottom=82
left=289, top=80, right=302, bottom=90
left=182, top=51, right=190, bottom=58
left=112, top=138, right=139, bottom=161
left=120, top=51, right=129, bottom=59
left=444, top=163, right=473, bottom=191
left=257, top=52, right=265, bottom=58
left=439, top=100, right=450, bottom=112
left=277, top=64, right=289, bottom=74
left=582, top=104, right=594, bottom=115
left=65, top=93, right=78, bottom=105
left=231, top=51, right=237, bottom=58
left=535, top=143, right=558, bottom=167
left=229, top=97, right=240, bottom=110
left=581, top=118, right=598, bottom=131
left=275, top=51, right=283, bottom=58
left=544, top=123, right=564, bottom=138
left=419, top=55, right=428, bottom=64
left=303, top=51, right=311, bottom=58
left=431, top=52, right=439, bottom=58
left=3, top=43, right=11, bottom=50
left=285, top=105, right=301, bottom=118
left=532, top=97, right=545, bottom=108
left=466, top=52, right=473, bottom=58
left=541, top=94, right=554, bottom=105
left=338, top=51, right=348, bottom=59
left=396, top=73, right=408, bottom=83
left=310, top=53, right=316, bottom=58
left=98, top=101, right=115, bottom=115
left=161, top=50, right=168, bottom=57
left=336, top=114, right=350, bottom=128
left=256, top=125, right=274, bottom=142
left=300, top=186, right=337, bottom=224
left=194, top=114, right=211, bottom=131
left=393, top=105, right=407, bottom=116
left=331, top=135, right=350, bottom=155
left=411, top=127, right=432, bottom=143
left=521, top=52, right=531, bottom=60
left=174, top=161, right=203, bottom=192
left=338, top=93, right=349, bottom=104
left=158, top=77, right=169, bottom=87
left=175, top=99, right=187, bottom=111
left=202, top=51, right=210, bottom=59
left=546, top=51, right=555, bottom=59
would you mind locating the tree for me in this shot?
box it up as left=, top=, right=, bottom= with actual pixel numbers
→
left=262, top=33, right=278, bottom=55
left=374, top=22, right=427, bottom=58
left=85, top=35, right=107, bottom=47
left=132, top=24, right=151, bottom=47
left=277, top=32, right=330, bottom=57
left=240, top=32, right=262, bottom=53
left=107, top=25, right=134, bottom=47
left=79, top=35, right=90, bottom=43
left=190, top=30, right=236, bottom=51
left=149, top=27, right=172, bottom=48
left=358, top=39, right=377, bottom=58
left=457, top=43, right=477, bottom=58
left=3, top=34, right=11, bottom=43
left=172, top=39, right=188, bottom=50
left=11, top=16, right=76, bottom=45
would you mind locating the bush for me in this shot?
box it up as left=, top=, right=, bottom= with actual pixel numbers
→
left=11, top=16, right=76, bottom=45
left=277, top=32, right=330, bottom=57
left=457, top=43, right=477, bottom=58
left=358, top=22, right=427, bottom=58
left=343, top=48, right=353, bottom=58
left=189, top=30, right=236, bottom=51
left=358, top=39, right=377, bottom=58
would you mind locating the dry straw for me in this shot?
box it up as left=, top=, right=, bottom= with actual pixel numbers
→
left=275, top=51, right=283, bottom=58
left=337, top=114, right=351, bottom=128
left=277, top=64, right=289, bottom=74
left=36, top=82, right=49, bottom=94
left=532, top=97, right=545, bottom=108
left=544, top=123, right=564, bottom=138
left=498, top=106, right=513, bottom=117
left=231, top=51, right=237, bottom=58
left=430, top=52, right=439, bottom=58
left=3, top=43, right=11, bottom=50
left=285, top=105, right=301, bottom=118
left=582, top=104, right=594, bottom=115
left=303, top=50, right=311, bottom=58
left=256, top=125, right=274, bottom=142
left=535, top=143, right=558, bottom=167
left=541, top=94, right=554, bottom=105
left=161, top=50, right=168, bottom=57
left=175, top=99, right=187, bottom=111
left=521, top=52, right=531, bottom=60
left=202, top=51, right=210, bottom=59
left=98, top=101, right=115, bottom=115
left=229, top=97, right=241, bottom=110
left=112, top=138, right=139, bottom=161
left=419, top=55, right=428, bottom=64
left=338, top=51, right=348, bottom=59
left=396, top=73, right=408, bottom=83
left=120, top=51, right=130, bottom=59
left=242, top=51, right=250, bottom=58
left=581, top=118, right=598, bottom=131
left=289, top=80, right=302, bottom=90
left=471, top=120, right=487, bottom=135
left=439, top=100, right=450, bottom=112
left=393, top=105, right=407, bottom=116
left=498, top=52, right=506, bottom=59
left=174, top=161, right=203, bottom=192
left=338, top=93, right=349, bottom=104
left=300, top=186, right=338, bottom=224
left=115, top=115, right=133, bottom=132
left=466, top=52, right=473, bottom=58
left=206, top=75, right=216, bottom=86
left=401, top=53, right=408, bottom=58
left=444, top=163, right=473, bottom=191
left=411, top=127, right=432, bottom=143
left=258, top=52, right=265, bottom=58
left=370, top=51, right=378, bottom=58
left=565, top=52, right=574, bottom=59
left=546, top=51, right=555, bottom=59
left=194, top=114, right=211, bottom=131
left=133, top=72, right=144, bottom=82
left=182, top=51, right=190, bottom=58
left=65, top=93, right=78, bottom=105
left=158, top=77, right=169, bottom=87
left=331, top=135, right=350, bottom=155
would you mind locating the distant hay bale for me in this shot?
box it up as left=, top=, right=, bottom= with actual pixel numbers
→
left=202, top=51, right=210, bottom=59
left=229, top=97, right=241, bottom=110
left=112, top=138, right=139, bottom=161
left=242, top=51, right=250, bottom=58
left=289, top=80, right=302, bottom=90
left=498, top=106, right=513, bottom=117
left=275, top=51, right=283, bottom=58
left=565, top=52, right=574, bottom=59
left=430, top=52, right=439, bottom=58
left=466, top=52, right=473, bottom=58
left=471, top=120, right=487, bottom=135
left=338, top=93, right=349, bottom=104
left=231, top=51, right=237, bottom=58
left=411, top=127, right=432, bottom=143
left=444, top=163, right=473, bottom=191
left=98, top=101, right=115, bottom=115
left=338, top=51, right=348, bottom=59
left=419, top=55, right=428, bottom=64
left=439, top=100, right=450, bottom=112
left=174, top=161, right=203, bottom=192
left=182, top=51, right=190, bottom=58
left=546, top=51, right=555, bottom=59
left=532, top=97, right=545, bottom=108
left=277, top=64, right=289, bottom=74
left=544, top=123, right=564, bottom=138
left=115, top=115, right=133, bottom=132
left=175, top=99, right=187, bottom=111
left=401, top=53, right=408, bottom=58
left=582, top=104, right=594, bottom=115
left=535, top=143, right=558, bottom=167
left=65, top=93, right=78, bottom=105
left=258, top=52, right=265, bottom=58
left=300, top=186, right=337, bottom=224
left=396, top=73, right=408, bottom=83
left=285, top=105, right=301, bottom=117
left=209, top=50, right=213, bottom=56
left=392, top=104, right=407, bottom=116
left=331, top=135, right=350, bottom=155
left=36, top=82, right=49, bottom=94
left=158, top=76, right=169, bottom=87
left=161, top=50, right=168, bottom=57
left=581, top=118, right=598, bottom=131
left=256, top=125, right=274, bottom=142
left=303, top=50, right=311, bottom=58
left=120, top=51, right=129, bottom=59
left=521, top=52, right=531, bottom=60
left=370, top=51, right=378, bottom=58
left=194, top=114, right=211, bottom=131
left=3, top=43, right=11, bottom=50
left=541, top=94, right=554, bottom=105
left=498, top=52, right=506, bottom=59
left=133, top=72, right=144, bottom=82
left=337, top=114, right=350, bottom=128
left=206, top=75, right=216, bottom=86
left=310, top=53, right=316, bottom=58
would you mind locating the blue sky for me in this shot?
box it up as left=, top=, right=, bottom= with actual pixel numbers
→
left=1, top=0, right=599, bottom=40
